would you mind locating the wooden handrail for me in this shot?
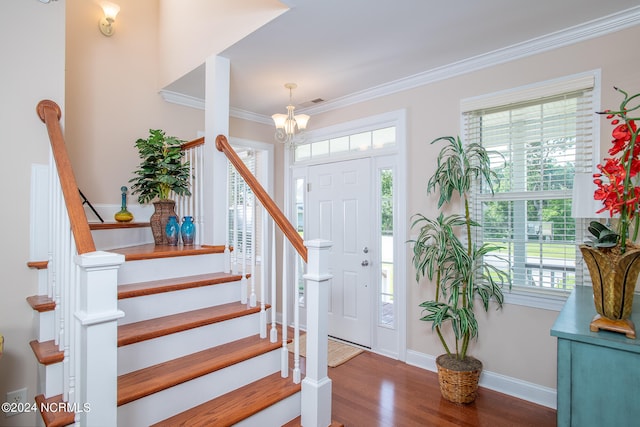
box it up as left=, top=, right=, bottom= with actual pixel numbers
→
left=37, top=100, right=96, bottom=255
left=215, top=134, right=307, bottom=262
left=181, top=136, right=205, bottom=151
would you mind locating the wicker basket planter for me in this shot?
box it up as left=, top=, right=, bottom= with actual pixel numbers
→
left=149, top=200, right=177, bottom=246
left=579, top=245, right=640, bottom=339
left=436, top=354, right=482, bottom=404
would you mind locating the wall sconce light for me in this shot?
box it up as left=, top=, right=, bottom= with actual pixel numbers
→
left=99, top=2, right=120, bottom=37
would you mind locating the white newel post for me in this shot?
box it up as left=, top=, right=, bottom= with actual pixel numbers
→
left=74, top=251, right=125, bottom=426
left=301, top=239, right=333, bottom=427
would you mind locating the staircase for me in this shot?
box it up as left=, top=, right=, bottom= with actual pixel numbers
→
left=30, top=100, right=334, bottom=426
left=29, top=238, right=302, bottom=426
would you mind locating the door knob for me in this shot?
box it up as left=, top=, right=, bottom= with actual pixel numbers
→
left=361, top=260, right=369, bottom=267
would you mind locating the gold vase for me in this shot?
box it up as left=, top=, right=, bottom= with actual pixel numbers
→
left=579, top=245, right=640, bottom=338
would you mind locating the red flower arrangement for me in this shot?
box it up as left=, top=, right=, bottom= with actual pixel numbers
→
left=593, top=87, right=640, bottom=252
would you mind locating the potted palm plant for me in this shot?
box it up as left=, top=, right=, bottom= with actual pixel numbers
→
left=411, top=135, right=509, bottom=403
left=129, top=129, right=191, bottom=245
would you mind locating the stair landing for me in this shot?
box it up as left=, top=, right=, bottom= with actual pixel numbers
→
left=110, top=244, right=226, bottom=261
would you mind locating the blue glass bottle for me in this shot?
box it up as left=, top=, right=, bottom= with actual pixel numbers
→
left=181, top=216, right=195, bottom=245
left=165, top=216, right=179, bottom=246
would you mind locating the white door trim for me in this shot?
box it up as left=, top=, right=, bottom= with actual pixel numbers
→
left=285, top=109, right=407, bottom=361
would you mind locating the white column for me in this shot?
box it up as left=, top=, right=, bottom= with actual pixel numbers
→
left=301, top=239, right=333, bottom=427
left=74, top=251, right=124, bottom=427
left=204, top=55, right=230, bottom=245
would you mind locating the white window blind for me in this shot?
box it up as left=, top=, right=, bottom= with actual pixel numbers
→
left=227, top=148, right=257, bottom=257
left=463, top=74, right=596, bottom=294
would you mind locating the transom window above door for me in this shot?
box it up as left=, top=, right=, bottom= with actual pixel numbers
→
left=294, top=126, right=396, bottom=162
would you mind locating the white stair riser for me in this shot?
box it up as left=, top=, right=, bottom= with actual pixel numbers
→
left=37, top=269, right=48, bottom=295
left=117, top=254, right=225, bottom=284
left=37, top=362, right=62, bottom=398
left=36, top=311, right=55, bottom=342
left=235, top=392, right=301, bottom=427
left=117, top=350, right=282, bottom=427
left=118, top=280, right=241, bottom=325
left=91, top=228, right=153, bottom=251
left=118, top=312, right=265, bottom=375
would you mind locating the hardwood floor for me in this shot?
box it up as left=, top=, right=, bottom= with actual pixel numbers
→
left=327, top=351, right=556, bottom=427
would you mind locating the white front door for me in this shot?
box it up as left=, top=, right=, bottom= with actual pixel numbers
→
left=307, top=158, right=373, bottom=347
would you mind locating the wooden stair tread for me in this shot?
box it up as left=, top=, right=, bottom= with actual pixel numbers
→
left=30, top=340, right=64, bottom=365
left=118, top=272, right=243, bottom=299
left=150, top=371, right=301, bottom=427
left=35, top=394, right=75, bottom=427
left=118, top=302, right=265, bottom=347
left=118, top=333, right=283, bottom=405
left=27, top=295, right=55, bottom=312
left=89, top=222, right=150, bottom=230
left=109, top=244, right=226, bottom=261
left=27, top=260, right=48, bottom=270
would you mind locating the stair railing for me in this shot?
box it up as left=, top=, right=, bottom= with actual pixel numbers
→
left=175, top=137, right=205, bottom=245
left=216, top=134, right=333, bottom=427
left=37, top=100, right=124, bottom=426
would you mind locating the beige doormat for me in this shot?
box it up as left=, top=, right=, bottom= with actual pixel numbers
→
left=287, top=333, right=364, bottom=367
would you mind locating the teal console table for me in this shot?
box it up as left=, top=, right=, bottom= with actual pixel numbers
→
left=551, top=286, right=640, bottom=426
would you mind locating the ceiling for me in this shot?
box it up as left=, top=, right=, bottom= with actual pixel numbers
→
left=162, top=0, right=640, bottom=122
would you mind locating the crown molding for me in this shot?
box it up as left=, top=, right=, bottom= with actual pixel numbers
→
left=230, top=107, right=273, bottom=125
left=301, top=5, right=640, bottom=116
left=159, top=90, right=206, bottom=110
left=162, top=6, right=640, bottom=121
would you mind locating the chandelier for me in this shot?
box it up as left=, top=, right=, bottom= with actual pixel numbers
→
left=271, top=83, right=310, bottom=147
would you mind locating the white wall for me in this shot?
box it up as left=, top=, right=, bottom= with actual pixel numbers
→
left=229, top=24, right=640, bottom=403
left=65, top=0, right=205, bottom=209
left=158, top=0, right=288, bottom=89
left=64, top=0, right=288, bottom=211
left=0, top=1, right=66, bottom=426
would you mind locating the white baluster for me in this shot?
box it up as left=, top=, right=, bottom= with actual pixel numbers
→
left=249, top=190, right=257, bottom=308
left=47, top=150, right=55, bottom=300
left=69, top=255, right=80, bottom=419
left=270, top=222, right=278, bottom=343
left=260, top=203, right=267, bottom=338
left=196, top=144, right=204, bottom=245
left=61, top=213, right=71, bottom=401
left=224, top=155, right=231, bottom=273
left=65, top=239, right=79, bottom=416
left=293, top=252, right=301, bottom=384
left=240, top=182, right=248, bottom=305
left=52, top=168, right=61, bottom=349
left=281, top=241, right=289, bottom=378
left=232, top=169, right=238, bottom=275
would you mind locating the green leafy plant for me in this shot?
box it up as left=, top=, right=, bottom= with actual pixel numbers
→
left=410, top=136, right=510, bottom=360
left=129, top=129, right=192, bottom=203
left=584, top=220, right=619, bottom=248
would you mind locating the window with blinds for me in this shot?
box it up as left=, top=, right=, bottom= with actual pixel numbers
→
left=227, top=148, right=258, bottom=258
left=462, top=73, right=597, bottom=294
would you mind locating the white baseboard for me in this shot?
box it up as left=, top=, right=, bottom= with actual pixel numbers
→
left=274, top=310, right=557, bottom=409
left=405, top=349, right=557, bottom=409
